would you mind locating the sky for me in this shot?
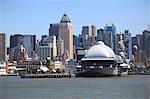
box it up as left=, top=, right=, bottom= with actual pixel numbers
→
left=0, top=0, right=150, bottom=46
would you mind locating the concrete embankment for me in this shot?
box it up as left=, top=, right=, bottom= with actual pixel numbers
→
left=21, top=73, right=73, bottom=78
left=128, top=72, right=150, bottom=75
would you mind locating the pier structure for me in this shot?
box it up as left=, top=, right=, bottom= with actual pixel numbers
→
left=21, top=73, right=72, bottom=78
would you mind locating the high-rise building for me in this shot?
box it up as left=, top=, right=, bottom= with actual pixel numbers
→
left=10, top=34, right=23, bottom=61
left=82, top=26, right=92, bottom=37
left=143, top=30, right=150, bottom=59
left=0, top=33, right=6, bottom=62
left=116, top=32, right=125, bottom=54
left=58, top=13, right=73, bottom=59
left=49, top=23, right=59, bottom=39
left=81, top=32, right=88, bottom=48
left=97, top=28, right=104, bottom=42
left=124, top=30, right=132, bottom=60
left=57, top=37, right=64, bottom=58
left=23, top=35, right=36, bottom=58
left=91, top=25, right=97, bottom=37
left=73, top=35, right=80, bottom=47
left=81, top=26, right=91, bottom=48
left=37, top=35, right=57, bottom=61
left=104, top=21, right=116, bottom=52
left=10, top=34, right=23, bottom=49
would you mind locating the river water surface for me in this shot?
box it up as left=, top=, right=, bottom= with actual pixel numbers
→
left=0, top=75, right=149, bottom=99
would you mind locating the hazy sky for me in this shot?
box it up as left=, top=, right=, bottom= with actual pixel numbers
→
left=0, top=0, right=150, bottom=43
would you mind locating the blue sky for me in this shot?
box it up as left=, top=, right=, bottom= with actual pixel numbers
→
left=0, top=0, right=150, bottom=45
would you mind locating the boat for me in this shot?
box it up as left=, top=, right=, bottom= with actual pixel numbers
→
left=118, top=63, right=130, bottom=75
left=76, top=41, right=118, bottom=77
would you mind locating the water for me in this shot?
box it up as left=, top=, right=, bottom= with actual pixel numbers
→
left=0, top=75, right=149, bottom=99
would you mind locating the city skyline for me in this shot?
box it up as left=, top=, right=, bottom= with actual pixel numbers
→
left=0, top=0, right=150, bottom=46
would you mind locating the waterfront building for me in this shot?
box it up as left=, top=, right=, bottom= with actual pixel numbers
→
left=104, top=21, right=116, bottom=52
left=49, top=23, right=59, bottom=39
left=0, top=33, right=6, bottom=62
left=58, top=13, right=73, bottom=59
left=23, top=35, right=36, bottom=58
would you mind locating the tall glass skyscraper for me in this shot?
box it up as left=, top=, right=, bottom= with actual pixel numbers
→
left=104, top=21, right=116, bottom=52
left=23, top=35, right=36, bottom=58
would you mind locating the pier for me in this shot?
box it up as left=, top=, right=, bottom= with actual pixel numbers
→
left=21, top=73, right=73, bottom=78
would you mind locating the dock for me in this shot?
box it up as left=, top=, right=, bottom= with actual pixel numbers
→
left=21, top=73, right=73, bottom=78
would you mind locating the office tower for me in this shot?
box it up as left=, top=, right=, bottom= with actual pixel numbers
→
left=38, top=35, right=57, bottom=61
left=57, top=37, right=64, bottom=59
left=104, top=21, right=116, bottom=52
left=97, top=28, right=104, bottom=42
left=23, top=35, right=36, bottom=58
left=49, top=23, right=59, bottom=39
left=91, top=25, right=97, bottom=37
left=10, top=34, right=23, bottom=61
left=124, top=30, right=132, bottom=60
left=58, top=13, right=73, bottom=59
left=10, top=34, right=23, bottom=49
left=81, top=32, right=88, bottom=48
left=143, top=30, right=150, bottom=59
left=116, top=32, right=125, bottom=54
left=82, top=26, right=92, bottom=37
left=0, top=33, right=6, bottom=62
left=132, top=34, right=144, bottom=64
left=81, top=26, right=91, bottom=48
left=73, top=35, right=80, bottom=47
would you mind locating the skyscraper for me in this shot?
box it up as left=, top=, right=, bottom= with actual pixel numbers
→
left=10, top=34, right=23, bottom=61
left=10, top=34, right=23, bottom=49
left=49, top=23, right=59, bottom=39
left=81, top=26, right=92, bottom=48
left=91, top=25, right=97, bottom=37
left=82, top=26, right=92, bottom=37
left=104, top=21, right=116, bottom=52
left=37, top=35, right=57, bottom=61
left=97, top=28, right=104, bottom=42
left=58, top=13, right=73, bottom=59
left=23, top=35, right=36, bottom=58
left=143, top=30, right=150, bottom=59
left=0, top=33, right=6, bottom=62
left=124, top=30, right=132, bottom=60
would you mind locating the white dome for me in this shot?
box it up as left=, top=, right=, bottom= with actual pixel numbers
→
left=82, top=41, right=116, bottom=60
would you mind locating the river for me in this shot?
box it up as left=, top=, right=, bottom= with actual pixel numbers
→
left=0, top=75, right=149, bottom=99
